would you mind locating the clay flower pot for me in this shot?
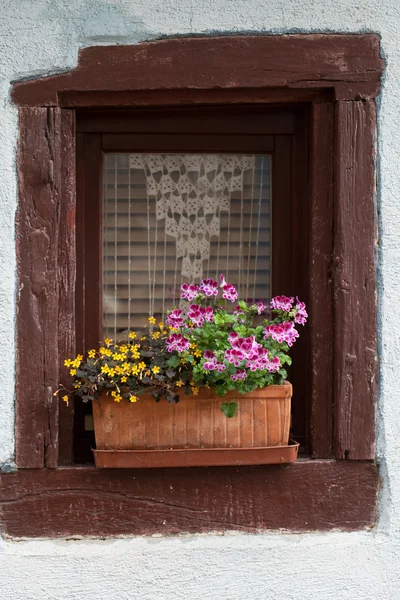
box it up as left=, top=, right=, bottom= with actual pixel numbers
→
left=92, top=382, right=298, bottom=468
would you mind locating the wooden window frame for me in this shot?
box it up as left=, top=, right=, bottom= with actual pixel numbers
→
left=0, top=35, right=383, bottom=538
left=74, top=105, right=309, bottom=462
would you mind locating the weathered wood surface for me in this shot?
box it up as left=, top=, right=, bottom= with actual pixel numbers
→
left=12, top=35, right=384, bottom=106
left=16, top=108, right=61, bottom=468
left=333, top=101, right=377, bottom=460
left=309, top=103, right=335, bottom=458
left=0, top=462, right=378, bottom=538
left=16, top=108, right=76, bottom=468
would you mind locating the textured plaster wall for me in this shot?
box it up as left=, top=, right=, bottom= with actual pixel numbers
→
left=1, top=1, right=400, bottom=598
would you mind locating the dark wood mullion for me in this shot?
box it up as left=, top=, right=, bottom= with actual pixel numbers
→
left=74, top=133, right=102, bottom=464
left=102, top=133, right=274, bottom=153
left=333, top=101, right=377, bottom=460
left=291, top=108, right=310, bottom=452
left=81, top=134, right=103, bottom=351
left=76, top=106, right=297, bottom=135
left=57, top=109, right=77, bottom=466
left=309, top=103, right=335, bottom=458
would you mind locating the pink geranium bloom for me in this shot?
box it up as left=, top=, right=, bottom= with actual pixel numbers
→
left=181, top=283, right=199, bottom=301
left=263, top=321, right=299, bottom=347
left=257, top=301, right=267, bottom=315
left=294, top=297, right=308, bottom=325
left=166, top=333, right=191, bottom=353
left=199, top=278, right=219, bottom=297
left=166, top=308, right=185, bottom=328
left=270, top=295, right=294, bottom=312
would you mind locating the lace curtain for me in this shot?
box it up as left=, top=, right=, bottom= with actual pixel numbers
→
left=102, top=153, right=271, bottom=337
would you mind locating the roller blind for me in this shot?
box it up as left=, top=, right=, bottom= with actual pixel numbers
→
left=102, top=153, right=271, bottom=338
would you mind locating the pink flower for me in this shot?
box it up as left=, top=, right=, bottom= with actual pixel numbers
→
left=224, top=348, right=246, bottom=367
left=187, top=304, right=204, bottom=326
left=181, top=283, right=199, bottom=301
left=203, top=306, right=214, bottom=322
left=187, top=305, right=214, bottom=326
left=263, top=321, right=299, bottom=347
left=166, top=308, right=185, bottom=328
left=257, top=302, right=267, bottom=315
left=270, top=295, right=294, bottom=312
left=199, top=278, right=219, bottom=297
left=267, top=356, right=281, bottom=372
left=219, top=274, right=238, bottom=302
left=231, top=370, right=247, bottom=381
left=203, top=360, right=217, bottom=371
left=294, top=297, right=308, bottom=325
left=166, top=333, right=191, bottom=353
left=203, top=350, right=215, bottom=359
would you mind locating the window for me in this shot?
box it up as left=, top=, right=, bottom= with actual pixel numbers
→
left=3, top=35, right=382, bottom=538
left=74, top=105, right=309, bottom=462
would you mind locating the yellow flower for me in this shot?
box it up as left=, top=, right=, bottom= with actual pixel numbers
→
left=101, top=365, right=109, bottom=374
left=114, top=395, right=122, bottom=403
left=100, top=347, right=112, bottom=357
left=192, top=387, right=199, bottom=395
left=131, top=364, right=140, bottom=375
left=76, top=354, right=83, bottom=361
left=138, top=361, right=146, bottom=370
left=152, top=366, right=160, bottom=374
left=176, top=380, right=184, bottom=387
left=158, top=321, right=164, bottom=329
left=194, top=350, right=202, bottom=358
left=70, top=368, right=77, bottom=376
left=140, top=336, right=146, bottom=341
left=148, top=316, right=156, bottom=324
left=121, top=376, right=127, bottom=383
left=64, top=359, right=72, bottom=367
left=74, top=382, right=81, bottom=389
left=88, top=349, right=96, bottom=359
left=118, top=345, right=129, bottom=354
left=62, top=395, right=69, bottom=406
left=104, top=337, right=113, bottom=346
left=108, top=368, right=116, bottom=377
left=122, top=362, right=130, bottom=371
left=130, top=395, right=138, bottom=403
left=190, top=381, right=195, bottom=387
left=111, top=391, right=117, bottom=397
left=152, top=331, right=161, bottom=339
left=129, top=331, right=137, bottom=340
left=180, top=358, right=187, bottom=364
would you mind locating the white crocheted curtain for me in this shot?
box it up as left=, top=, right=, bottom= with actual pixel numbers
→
left=102, top=153, right=271, bottom=337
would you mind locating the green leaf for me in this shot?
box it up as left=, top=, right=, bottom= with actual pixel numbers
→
left=166, top=355, right=180, bottom=367
left=220, top=401, right=238, bottom=418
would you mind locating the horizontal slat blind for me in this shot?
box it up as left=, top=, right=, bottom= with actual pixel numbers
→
left=103, top=153, right=271, bottom=337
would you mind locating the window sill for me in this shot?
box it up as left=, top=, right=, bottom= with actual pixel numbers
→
left=0, top=460, right=378, bottom=537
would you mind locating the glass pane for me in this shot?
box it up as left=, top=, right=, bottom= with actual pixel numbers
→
left=102, top=153, right=271, bottom=338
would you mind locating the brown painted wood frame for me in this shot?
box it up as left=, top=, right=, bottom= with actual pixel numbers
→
left=74, top=105, right=309, bottom=462
left=0, top=35, right=383, bottom=537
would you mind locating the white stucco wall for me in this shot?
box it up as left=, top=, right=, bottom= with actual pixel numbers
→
left=1, top=1, right=400, bottom=598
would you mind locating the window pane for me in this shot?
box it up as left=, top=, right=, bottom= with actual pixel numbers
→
left=102, top=153, right=271, bottom=338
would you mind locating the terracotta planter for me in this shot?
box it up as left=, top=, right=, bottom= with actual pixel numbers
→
left=92, top=383, right=296, bottom=467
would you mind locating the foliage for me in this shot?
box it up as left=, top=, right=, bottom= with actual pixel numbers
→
left=56, top=320, right=200, bottom=406
left=164, top=276, right=308, bottom=416
left=57, top=277, right=307, bottom=419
